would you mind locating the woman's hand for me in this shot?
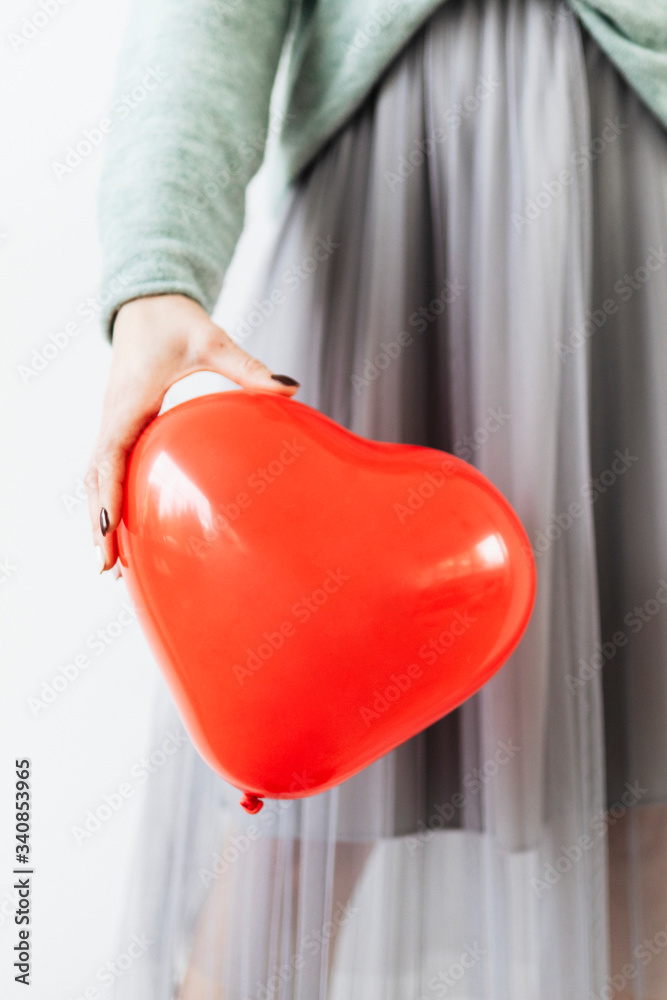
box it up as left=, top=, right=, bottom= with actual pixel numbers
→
left=85, top=293, right=299, bottom=572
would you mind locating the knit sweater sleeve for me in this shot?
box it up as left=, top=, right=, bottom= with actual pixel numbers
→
left=97, top=0, right=292, bottom=340
left=566, top=0, right=667, bottom=127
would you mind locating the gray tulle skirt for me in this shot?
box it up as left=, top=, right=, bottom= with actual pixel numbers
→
left=112, top=0, right=667, bottom=997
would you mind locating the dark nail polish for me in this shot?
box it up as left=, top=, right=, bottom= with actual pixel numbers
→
left=100, top=507, right=110, bottom=537
left=271, top=374, right=300, bottom=387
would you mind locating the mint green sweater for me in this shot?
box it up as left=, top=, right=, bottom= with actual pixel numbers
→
left=98, top=0, right=667, bottom=339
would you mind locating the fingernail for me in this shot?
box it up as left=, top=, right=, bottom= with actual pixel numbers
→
left=100, top=507, right=110, bottom=536
left=94, top=545, right=105, bottom=574
left=271, top=374, right=300, bottom=387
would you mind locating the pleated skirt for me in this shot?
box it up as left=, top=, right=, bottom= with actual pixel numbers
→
left=112, top=0, right=667, bottom=997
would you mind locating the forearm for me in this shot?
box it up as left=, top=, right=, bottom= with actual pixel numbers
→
left=97, top=0, right=292, bottom=339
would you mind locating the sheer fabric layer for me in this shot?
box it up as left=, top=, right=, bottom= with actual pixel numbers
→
left=111, top=1, right=667, bottom=998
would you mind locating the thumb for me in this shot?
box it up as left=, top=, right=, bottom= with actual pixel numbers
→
left=204, top=333, right=300, bottom=393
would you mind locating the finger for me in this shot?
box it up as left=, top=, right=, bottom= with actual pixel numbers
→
left=204, top=331, right=300, bottom=394
left=84, top=462, right=103, bottom=573
left=84, top=459, right=118, bottom=573
left=95, top=446, right=127, bottom=538
left=86, top=398, right=156, bottom=571
left=89, top=395, right=160, bottom=569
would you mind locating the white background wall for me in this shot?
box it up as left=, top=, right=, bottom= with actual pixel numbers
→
left=0, top=3, right=271, bottom=996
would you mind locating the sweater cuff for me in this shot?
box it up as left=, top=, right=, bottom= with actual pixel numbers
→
left=99, top=243, right=229, bottom=341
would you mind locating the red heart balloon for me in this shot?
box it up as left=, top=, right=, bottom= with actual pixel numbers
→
left=117, top=390, right=535, bottom=813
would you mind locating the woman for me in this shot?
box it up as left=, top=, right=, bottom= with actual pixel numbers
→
left=87, top=0, right=667, bottom=996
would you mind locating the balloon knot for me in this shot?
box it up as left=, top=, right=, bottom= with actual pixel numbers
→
left=240, top=792, right=264, bottom=814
